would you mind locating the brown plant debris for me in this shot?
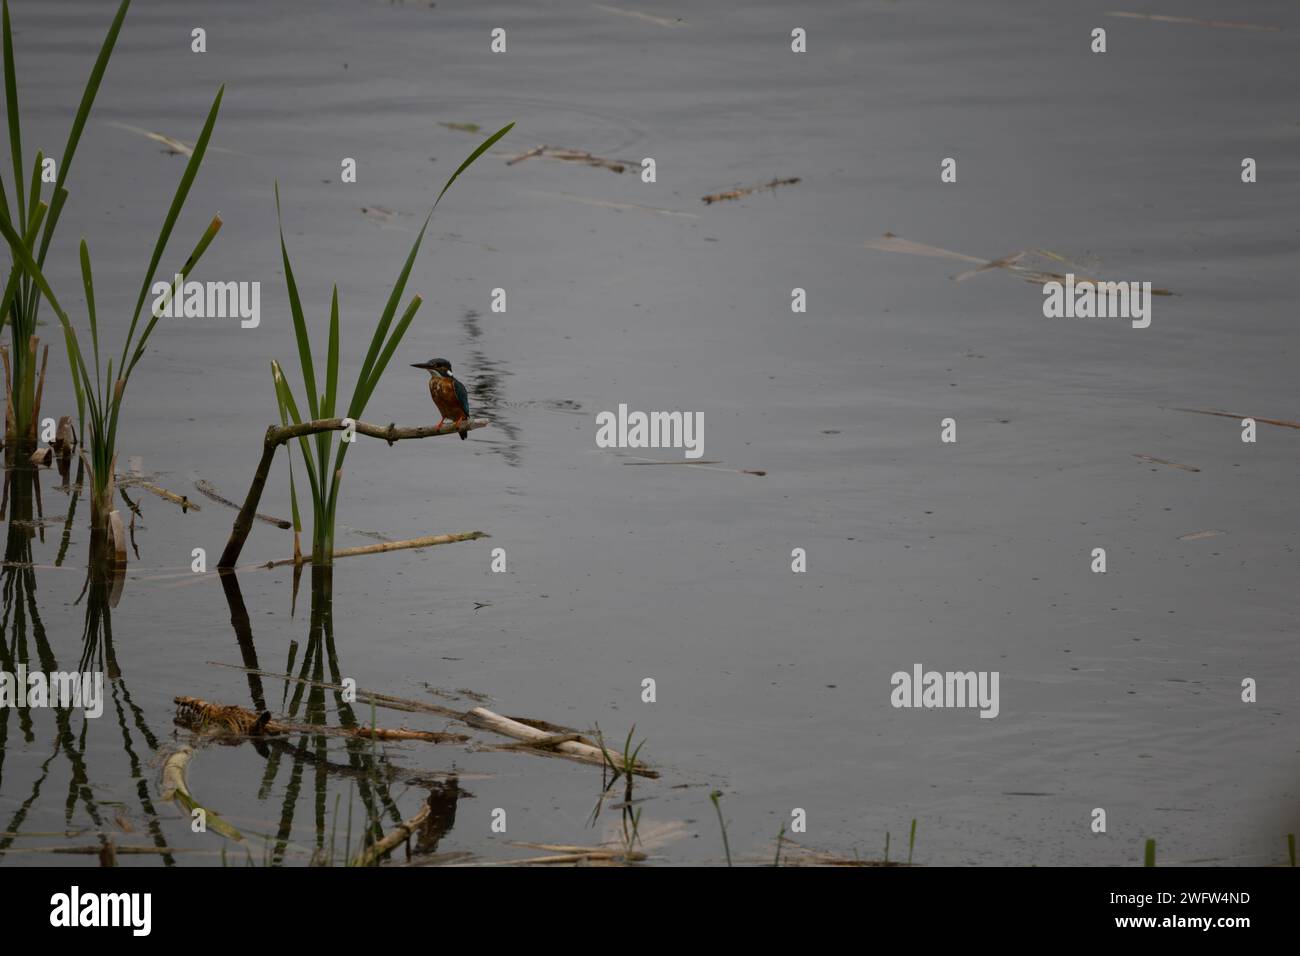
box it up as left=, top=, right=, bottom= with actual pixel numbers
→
left=1178, top=529, right=1224, bottom=541
left=174, top=695, right=469, bottom=744
left=1106, top=11, right=1281, bottom=32
left=506, top=145, right=627, bottom=172
left=201, top=665, right=655, bottom=776
left=702, top=176, right=801, bottom=204
left=1134, top=454, right=1200, bottom=472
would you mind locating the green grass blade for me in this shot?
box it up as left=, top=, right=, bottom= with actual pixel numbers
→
left=274, top=183, right=318, bottom=420
left=25, top=148, right=40, bottom=229
left=79, top=239, right=101, bottom=391
left=120, top=83, right=223, bottom=370
left=122, top=213, right=222, bottom=382
left=2, top=200, right=98, bottom=437
left=34, top=0, right=130, bottom=268
left=272, top=362, right=323, bottom=537
left=271, top=361, right=320, bottom=486
left=349, top=216, right=429, bottom=418
left=272, top=366, right=305, bottom=536
left=63, top=321, right=85, bottom=432
left=0, top=264, right=18, bottom=335
left=354, top=293, right=422, bottom=418
left=3, top=0, right=27, bottom=231
left=25, top=185, right=64, bottom=321
left=0, top=203, right=90, bottom=382
left=434, top=121, right=513, bottom=207
left=324, top=286, right=339, bottom=418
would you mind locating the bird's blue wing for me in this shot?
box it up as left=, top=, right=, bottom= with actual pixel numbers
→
left=454, top=377, right=470, bottom=415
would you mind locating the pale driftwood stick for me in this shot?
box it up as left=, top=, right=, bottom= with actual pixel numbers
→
left=353, top=798, right=433, bottom=867
left=260, top=531, right=488, bottom=569
left=466, top=706, right=657, bottom=777
left=217, top=417, right=489, bottom=569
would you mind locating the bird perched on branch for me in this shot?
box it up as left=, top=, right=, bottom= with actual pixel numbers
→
left=411, top=357, right=471, bottom=439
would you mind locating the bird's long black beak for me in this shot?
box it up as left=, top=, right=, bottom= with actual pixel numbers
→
left=411, top=361, right=436, bottom=370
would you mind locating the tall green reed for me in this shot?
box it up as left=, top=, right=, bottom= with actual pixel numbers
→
left=270, top=122, right=511, bottom=566
left=0, top=79, right=225, bottom=540
left=0, top=0, right=128, bottom=448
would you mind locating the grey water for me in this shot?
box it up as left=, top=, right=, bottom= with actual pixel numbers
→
left=1, top=0, right=1297, bottom=866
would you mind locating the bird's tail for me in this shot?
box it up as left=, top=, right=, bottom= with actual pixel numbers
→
left=459, top=429, right=467, bottom=441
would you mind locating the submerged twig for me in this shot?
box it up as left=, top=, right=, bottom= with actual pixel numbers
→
left=194, top=477, right=291, bottom=527
left=1168, top=407, right=1300, bottom=430
left=1134, top=454, right=1200, bottom=473
left=702, top=176, right=800, bottom=205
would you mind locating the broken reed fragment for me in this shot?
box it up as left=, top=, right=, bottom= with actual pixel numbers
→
left=702, top=176, right=801, bottom=204
left=506, top=144, right=627, bottom=172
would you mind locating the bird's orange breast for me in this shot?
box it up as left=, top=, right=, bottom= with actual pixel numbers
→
left=429, top=376, right=466, bottom=419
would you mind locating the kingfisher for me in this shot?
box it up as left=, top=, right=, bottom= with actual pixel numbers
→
left=411, top=357, right=471, bottom=439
